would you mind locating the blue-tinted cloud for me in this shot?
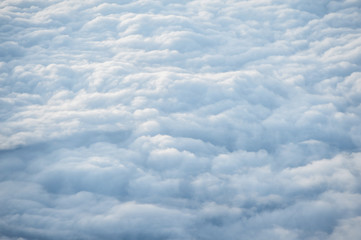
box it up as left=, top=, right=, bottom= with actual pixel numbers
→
left=1, top=0, right=361, bottom=239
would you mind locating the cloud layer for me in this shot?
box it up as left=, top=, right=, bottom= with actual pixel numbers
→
left=1, top=0, right=361, bottom=239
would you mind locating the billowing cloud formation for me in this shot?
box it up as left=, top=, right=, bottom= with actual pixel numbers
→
left=1, top=0, right=361, bottom=239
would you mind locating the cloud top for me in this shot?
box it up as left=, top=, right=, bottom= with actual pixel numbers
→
left=1, top=0, right=361, bottom=239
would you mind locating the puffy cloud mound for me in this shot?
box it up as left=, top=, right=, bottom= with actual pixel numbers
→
left=1, top=0, right=361, bottom=239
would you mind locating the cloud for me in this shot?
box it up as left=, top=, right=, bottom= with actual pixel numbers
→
left=1, top=0, right=361, bottom=239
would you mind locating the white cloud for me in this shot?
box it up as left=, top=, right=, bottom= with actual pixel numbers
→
left=1, top=0, right=361, bottom=239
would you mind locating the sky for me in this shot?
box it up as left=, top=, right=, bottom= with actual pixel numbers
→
left=0, top=0, right=361, bottom=239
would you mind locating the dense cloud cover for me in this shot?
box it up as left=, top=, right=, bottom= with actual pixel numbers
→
left=1, top=0, right=361, bottom=239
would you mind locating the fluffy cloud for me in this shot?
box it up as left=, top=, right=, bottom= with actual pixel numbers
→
left=1, top=0, right=361, bottom=239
